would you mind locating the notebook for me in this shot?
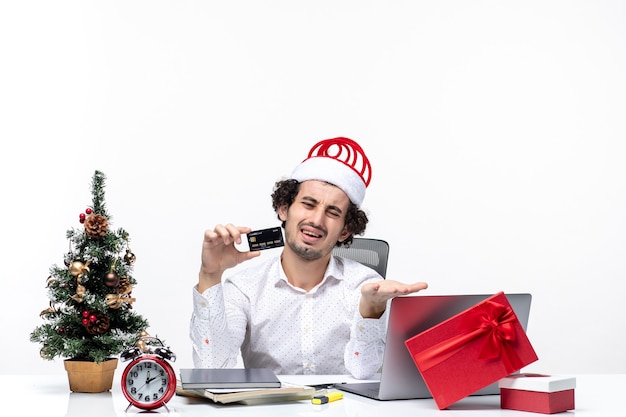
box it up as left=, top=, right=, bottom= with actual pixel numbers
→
left=336, top=293, right=533, bottom=401
left=175, top=380, right=315, bottom=404
left=179, top=368, right=282, bottom=390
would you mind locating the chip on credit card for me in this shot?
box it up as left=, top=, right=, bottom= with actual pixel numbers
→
left=236, top=227, right=285, bottom=252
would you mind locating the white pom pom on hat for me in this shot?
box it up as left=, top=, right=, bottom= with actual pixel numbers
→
left=291, top=137, right=372, bottom=207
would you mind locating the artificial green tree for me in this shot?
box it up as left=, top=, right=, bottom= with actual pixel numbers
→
left=31, top=170, right=149, bottom=363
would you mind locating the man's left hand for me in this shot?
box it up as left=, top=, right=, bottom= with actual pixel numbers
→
left=359, top=280, right=428, bottom=319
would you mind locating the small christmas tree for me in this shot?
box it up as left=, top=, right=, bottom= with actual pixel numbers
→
left=31, top=170, right=149, bottom=363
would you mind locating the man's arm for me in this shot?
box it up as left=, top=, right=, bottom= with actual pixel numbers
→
left=343, top=308, right=388, bottom=379
left=191, top=224, right=260, bottom=367
left=189, top=283, right=247, bottom=368
left=343, top=279, right=428, bottom=379
left=359, top=280, right=428, bottom=318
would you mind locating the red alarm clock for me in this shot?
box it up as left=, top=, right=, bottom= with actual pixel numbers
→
left=120, top=334, right=177, bottom=411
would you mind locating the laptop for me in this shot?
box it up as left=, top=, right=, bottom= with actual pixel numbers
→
left=336, top=293, right=533, bottom=401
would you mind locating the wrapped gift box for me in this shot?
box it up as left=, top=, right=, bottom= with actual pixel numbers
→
left=499, top=373, right=576, bottom=414
left=404, top=291, right=538, bottom=410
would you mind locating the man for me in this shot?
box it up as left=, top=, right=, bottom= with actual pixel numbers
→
left=190, top=137, right=427, bottom=378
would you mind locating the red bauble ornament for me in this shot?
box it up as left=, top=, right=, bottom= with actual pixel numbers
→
left=79, top=213, right=86, bottom=223
left=85, top=208, right=93, bottom=214
left=81, top=310, right=90, bottom=318
left=81, top=318, right=89, bottom=325
left=89, top=314, right=97, bottom=323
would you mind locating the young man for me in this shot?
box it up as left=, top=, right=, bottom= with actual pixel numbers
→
left=190, top=137, right=428, bottom=378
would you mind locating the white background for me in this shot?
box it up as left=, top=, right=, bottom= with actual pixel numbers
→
left=1, top=1, right=624, bottom=376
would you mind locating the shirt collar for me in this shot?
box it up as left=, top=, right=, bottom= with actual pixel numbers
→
left=275, top=255, right=344, bottom=291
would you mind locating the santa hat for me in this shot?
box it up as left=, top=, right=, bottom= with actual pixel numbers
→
left=291, top=137, right=372, bottom=207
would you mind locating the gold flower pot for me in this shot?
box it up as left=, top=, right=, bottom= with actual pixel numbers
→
left=63, top=358, right=118, bottom=393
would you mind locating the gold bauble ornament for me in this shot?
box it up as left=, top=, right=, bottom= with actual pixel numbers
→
left=136, top=331, right=150, bottom=351
left=69, top=260, right=90, bottom=277
left=124, top=249, right=136, bottom=264
left=136, top=339, right=147, bottom=352
left=40, top=346, right=53, bottom=360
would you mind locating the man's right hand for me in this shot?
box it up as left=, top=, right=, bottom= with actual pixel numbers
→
left=197, top=224, right=261, bottom=292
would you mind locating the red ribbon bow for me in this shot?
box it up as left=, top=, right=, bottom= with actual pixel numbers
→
left=414, top=300, right=524, bottom=374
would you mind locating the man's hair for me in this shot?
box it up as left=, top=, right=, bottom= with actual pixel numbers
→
left=271, top=179, right=368, bottom=247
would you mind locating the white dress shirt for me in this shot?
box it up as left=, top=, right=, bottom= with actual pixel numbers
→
left=190, top=255, right=388, bottom=379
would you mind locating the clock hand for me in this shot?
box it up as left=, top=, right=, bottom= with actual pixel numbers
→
left=134, top=380, right=149, bottom=393
left=132, top=372, right=154, bottom=393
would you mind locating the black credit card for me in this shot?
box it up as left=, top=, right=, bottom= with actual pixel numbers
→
left=236, top=227, right=285, bottom=252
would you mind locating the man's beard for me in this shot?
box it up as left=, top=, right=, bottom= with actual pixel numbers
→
left=286, top=238, right=324, bottom=261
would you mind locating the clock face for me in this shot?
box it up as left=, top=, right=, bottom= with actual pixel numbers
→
left=121, top=355, right=176, bottom=410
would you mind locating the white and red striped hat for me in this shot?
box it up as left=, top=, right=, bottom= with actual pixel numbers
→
left=291, top=137, right=372, bottom=207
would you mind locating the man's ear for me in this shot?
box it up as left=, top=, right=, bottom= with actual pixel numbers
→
left=338, top=226, right=351, bottom=243
left=278, top=204, right=288, bottom=221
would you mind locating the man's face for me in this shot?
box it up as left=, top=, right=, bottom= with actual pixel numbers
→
left=278, top=180, right=351, bottom=261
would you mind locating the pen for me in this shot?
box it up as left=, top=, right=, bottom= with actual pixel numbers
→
left=312, top=391, right=343, bottom=404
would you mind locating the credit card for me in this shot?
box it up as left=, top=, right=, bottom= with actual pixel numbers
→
left=236, top=227, right=285, bottom=252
